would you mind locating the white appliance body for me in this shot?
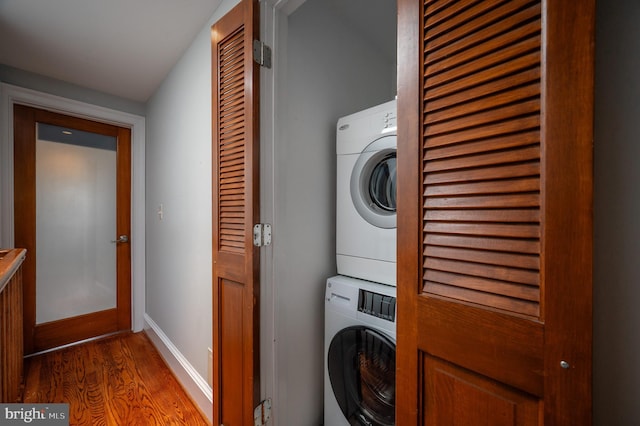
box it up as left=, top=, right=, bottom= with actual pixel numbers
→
left=336, top=99, right=397, bottom=286
left=324, top=275, right=397, bottom=426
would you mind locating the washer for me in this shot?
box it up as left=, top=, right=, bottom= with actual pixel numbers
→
left=336, top=99, right=397, bottom=286
left=324, top=275, right=396, bottom=426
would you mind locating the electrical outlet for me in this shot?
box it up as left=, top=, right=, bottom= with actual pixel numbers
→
left=207, top=347, right=213, bottom=387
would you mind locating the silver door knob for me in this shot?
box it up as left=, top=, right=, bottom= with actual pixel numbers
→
left=111, top=235, right=129, bottom=243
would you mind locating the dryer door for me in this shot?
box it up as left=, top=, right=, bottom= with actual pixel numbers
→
left=328, top=325, right=395, bottom=426
left=350, top=135, right=397, bottom=229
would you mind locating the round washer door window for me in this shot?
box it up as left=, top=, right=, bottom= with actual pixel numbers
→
left=350, top=135, right=397, bottom=229
left=327, top=325, right=396, bottom=426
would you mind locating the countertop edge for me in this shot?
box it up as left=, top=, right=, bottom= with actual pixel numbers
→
left=0, top=248, right=27, bottom=293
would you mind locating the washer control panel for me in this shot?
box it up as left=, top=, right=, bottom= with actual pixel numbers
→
left=358, top=289, right=396, bottom=322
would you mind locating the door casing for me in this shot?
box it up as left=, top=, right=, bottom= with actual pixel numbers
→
left=0, top=83, right=146, bottom=333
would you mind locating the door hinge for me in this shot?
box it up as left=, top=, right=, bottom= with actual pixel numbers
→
left=253, top=40, right=272, bottom=69
left=253, top=398, right=272, bottom=426
left=253, top=223, right=272, bottom=247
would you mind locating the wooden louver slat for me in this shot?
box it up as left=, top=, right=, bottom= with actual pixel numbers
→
left=422, top=0, right=542, bottom=318
left=217, top=28, right=246, bottom=253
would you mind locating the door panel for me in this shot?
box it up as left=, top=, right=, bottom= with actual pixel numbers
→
left=14, top=105, right=132, bottom=354
left=418, top=297, right=543, bottom=398
left=423, top=356, right=539, bottom=426
left=421, top=0, right=542, bottom=320
left=35, top=123, right=117, bottom=324
left=211, top=0, right=260, bottom=424
left=220, top=279, right=245, bottom=426
left=397, top=0, right=594, bottom=424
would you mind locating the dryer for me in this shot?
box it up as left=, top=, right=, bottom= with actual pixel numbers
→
left=324, top=275, right=396, bottom=426
left=336, top=99, right=397, bottom=286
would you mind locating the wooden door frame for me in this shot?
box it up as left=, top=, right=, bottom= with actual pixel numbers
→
left=0, top=83, right=146, bottom=333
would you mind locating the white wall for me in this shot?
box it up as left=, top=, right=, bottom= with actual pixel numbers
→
left=144, top=0, right=240, bottom=389
left=0, top=65, right=145, bottom=116
left=594, top=1, right=640, bottom=424
left=272, top=0, right=396, bottom=423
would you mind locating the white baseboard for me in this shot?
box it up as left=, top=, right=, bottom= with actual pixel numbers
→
left=144, top=314, right=212, bottom=423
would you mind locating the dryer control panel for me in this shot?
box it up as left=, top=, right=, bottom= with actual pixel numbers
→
left=383, top=110, right=397, bottom=131
left=358, top=289, right=396, bottom=322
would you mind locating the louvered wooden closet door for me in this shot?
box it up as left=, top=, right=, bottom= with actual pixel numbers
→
left=396, top=0, right=594, bottom=424
left=422, top=0, right=543, bottom=318
left=211, top=0, right=260, bottom=424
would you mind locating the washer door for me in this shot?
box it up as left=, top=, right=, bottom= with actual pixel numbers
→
left=328, top=325, right=396, bottom=426
left=350, top=135, right=397, bottom=229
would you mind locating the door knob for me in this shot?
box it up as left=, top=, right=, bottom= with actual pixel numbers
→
left=111, top=235, right=129, bottom=243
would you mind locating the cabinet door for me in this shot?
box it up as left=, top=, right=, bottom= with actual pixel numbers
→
left=396, top=0, right=594, bottom=424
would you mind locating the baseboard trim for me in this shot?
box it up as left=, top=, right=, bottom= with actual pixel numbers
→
left=144, top=314, right=212, bottom=423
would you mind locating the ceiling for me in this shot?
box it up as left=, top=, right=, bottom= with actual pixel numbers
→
left=0, top=0, right=396, bottom=104
left=0, top=0, right=222, bottom=102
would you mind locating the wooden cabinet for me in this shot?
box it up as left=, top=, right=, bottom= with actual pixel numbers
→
left=0, top=249, right=26, bottom=402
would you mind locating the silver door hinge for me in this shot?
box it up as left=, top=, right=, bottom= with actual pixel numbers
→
left=253, top=40, right=272, bottom=69
left=254, top=398, right=272, bottom=426
left=253, top=223, right=272, bottom=247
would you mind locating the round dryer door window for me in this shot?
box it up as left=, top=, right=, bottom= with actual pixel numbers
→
left=327, top=325, right=396, bottom=426
left=350, top=135, right=397, bottom=229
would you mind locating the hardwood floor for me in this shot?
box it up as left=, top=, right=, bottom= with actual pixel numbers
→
left=23, top=331, right=209, bottom=425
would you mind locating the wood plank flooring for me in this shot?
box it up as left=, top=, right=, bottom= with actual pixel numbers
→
left=23, top=331, right=209, bottom=425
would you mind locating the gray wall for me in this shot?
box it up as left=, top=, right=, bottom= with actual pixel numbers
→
left=594, top=1, right=640, bottom=424
left=273, top=0, right=396, bottom=423
left=144, top=0, right=240, bottom=383
left=0, top=65, right=145, bottom=115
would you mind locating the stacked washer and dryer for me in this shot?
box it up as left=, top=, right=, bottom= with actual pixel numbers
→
left=325, top=99, right=397, bottom=426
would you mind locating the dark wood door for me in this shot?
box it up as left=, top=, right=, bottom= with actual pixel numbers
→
left=14, top=105, right=132, bottom=354
left=211, top=0, right=260, bottom=424
left=396, top=0, right=594, bottom=424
